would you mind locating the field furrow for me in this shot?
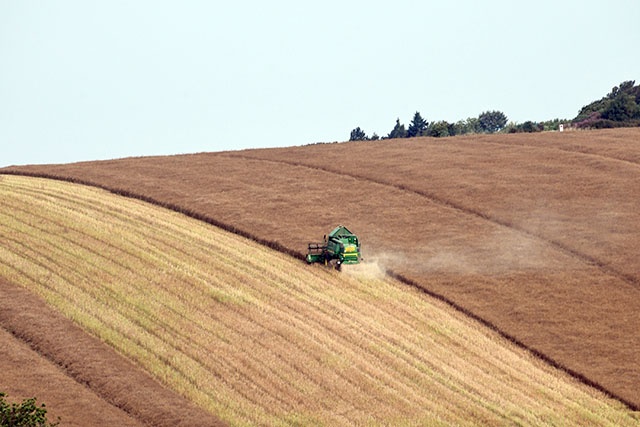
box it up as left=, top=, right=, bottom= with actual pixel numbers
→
left=225, top=152, right=638, bottom=291
left=1, top=175, right=638, bottom=426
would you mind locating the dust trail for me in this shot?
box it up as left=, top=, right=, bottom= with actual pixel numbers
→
left=224, top=153, right=640, bottom=288
left=341, top=259, right=387, bottom=281
left=357, top=231, right=554, bottom=278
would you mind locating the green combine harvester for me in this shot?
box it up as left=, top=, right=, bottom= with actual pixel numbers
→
left=306, top=225, right=362, bottom=270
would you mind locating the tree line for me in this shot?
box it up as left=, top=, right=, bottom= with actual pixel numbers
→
left=573, top=80, right=640, bottom=129
left=349, top=110, right=556, bottom=141
left=349, top=80, right=640, bottom=141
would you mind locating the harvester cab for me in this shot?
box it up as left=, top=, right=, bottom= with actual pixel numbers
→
left=306, top=225, right=361, bottom=270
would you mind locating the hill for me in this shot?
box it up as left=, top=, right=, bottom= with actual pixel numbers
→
left=4, top=127, right=640, bottom=410
left=0, top=174, right=637, bottom=425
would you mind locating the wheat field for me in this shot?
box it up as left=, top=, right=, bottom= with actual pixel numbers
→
left=1, top=174, right=637, bottom=426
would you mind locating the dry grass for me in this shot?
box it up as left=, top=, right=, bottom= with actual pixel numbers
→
left=1, top=175, right=638, bottom=426
left=0, top=279, right=223, bottom=427
left=0, top=314, right=145, bottom=427
left=4, top=128, right=640, bottom=408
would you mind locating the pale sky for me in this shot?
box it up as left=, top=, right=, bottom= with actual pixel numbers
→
left=1, top=1, right=639, bottom=166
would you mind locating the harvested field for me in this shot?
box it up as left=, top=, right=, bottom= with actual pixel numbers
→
left=0, top=279, right=223, bottom=427
left=1, top=175, right=638, bottom=425
left=4, top=127, right=640, bottom=409
left=0, top=295, right=144, bottom=427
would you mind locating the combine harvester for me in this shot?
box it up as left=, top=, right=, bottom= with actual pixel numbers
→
left=306, top=225, right=362, bottom=270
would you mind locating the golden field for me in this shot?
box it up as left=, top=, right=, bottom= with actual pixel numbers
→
left=1, top=174, right=638, bottom=426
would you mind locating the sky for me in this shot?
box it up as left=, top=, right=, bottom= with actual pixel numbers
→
left=1, top=1, right=639, bottom=166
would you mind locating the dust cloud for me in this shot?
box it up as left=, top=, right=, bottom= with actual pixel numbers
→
left=358, top=229, right=556, bottom=278
left=342, top=258, right=388, bottom=281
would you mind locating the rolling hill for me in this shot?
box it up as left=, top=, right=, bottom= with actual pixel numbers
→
left=0, top=174, right=638, bottom=426
left=3, top=127, right=640, bottom=411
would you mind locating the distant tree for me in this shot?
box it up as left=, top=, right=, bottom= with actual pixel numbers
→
left=387, top=118, right=407, bottom=139
left=407, top=111, right=428, bottom=137
left=575, top=99, right=608, bottom=122
left=0, top=393, right=59, bottom=427
left=608, top=80, right=636, bottom=99
left=478, top=110, right=508, bottom=133
left=467, top=117, right=483, bottom=134
left=452, top=117, right=481, bottom=135
left=619, top=80, right=636, bottom=92
left=574, top=80, right=640, bottom=127
left=349, top=127, right=368, bottom=141
left=452, top=120, right=465, bottom=135
left=370, top=132, right=380, bottom=141
left=505, top=121, right=519, bottom=133
left=601, top=93, right=638, bottom=121
left=427, top=120, right=452, bottom=137
left=447, top=121, right=458, bottom=136
left=520, top=121, right=539, bottom=133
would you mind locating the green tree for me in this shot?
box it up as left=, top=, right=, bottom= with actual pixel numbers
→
left=601, top=93, right=638, bottom=121
left=466, top=117, right=482, bottom=133
left=520, top=121, right=539, bottom=133
left=574, top=80, right=640, bottom=127
left=0, top=393, right=59, bottom=427
left=427, top=120, right=452, bottom=137
left=349, top=127, right=368, bottom=141
left=387, top=118, right=407, bottom=139
left=478, top=110, right=508, bottom=133
left=608, top=80, right=636, bottom=98
left=407, top=111, right=428, bottom=137
left=451, top=117, right=482, bottom=135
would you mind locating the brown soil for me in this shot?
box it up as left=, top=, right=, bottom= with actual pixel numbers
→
left=0, top=278, right=226, bottom=427
left=2, top=127, right=640, bottom=409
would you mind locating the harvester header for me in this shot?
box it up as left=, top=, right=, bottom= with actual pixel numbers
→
left=306, top=225, right=362, bottom=270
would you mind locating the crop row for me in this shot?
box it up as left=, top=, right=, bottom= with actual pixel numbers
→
left=0, top=175, right=637, bottom=426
